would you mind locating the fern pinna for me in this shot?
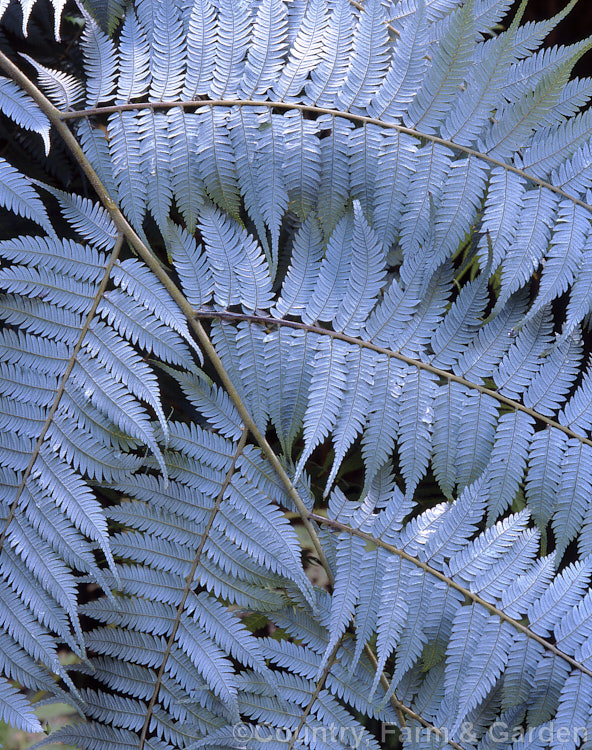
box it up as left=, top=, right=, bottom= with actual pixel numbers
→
left=0, top=0, right=592, bottom=747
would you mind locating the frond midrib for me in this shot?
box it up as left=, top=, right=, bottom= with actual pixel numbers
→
left=58, top=98, right=592, bottom=216
left=0, top=233, right=125, bottom=558
left=310, top=512, right=592, bottom=682
left=193, top=308, right=592, bottom=451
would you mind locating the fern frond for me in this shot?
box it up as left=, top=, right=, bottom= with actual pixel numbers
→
left=149, top=2, right=185, bottom=102
left=305, top=0, right=355, bottom=107
left=456, top=289, right=528, bottom=382
left=335, top=0, right=390, bottom=113
left=484, top=410, right=535, bottom=522
left=361, top=355, right=405, bottom=491
left=167, top=109, right=205, bottom=233
left=81, top=10, right=118, bottom=107
left=194, top=106, right=241, bottom=219
left=295, top=335, right=349, bottom=481
left=199, top=204, right=273, bottom=312
left=138, top=110, right=173, bottom=233
left=274, top=213, right=324, bottom=318
left=209, top=0, right=251, bottom=99
left=397, top=368, right=438, bottom=497
left=272, top=0, right=329, bottom=101
left=4, top=0, right=592, bottom=744
left=370, top=0, right=429, bottom=121
left=0, top=77, right=50, bottom=154
left=182, top=0, right=217, bottom=99
left=240, top=0, right=288, bottom=99
left=0, top=676, right=42, bottom=733
left=407, top=0, right=476, bottom=132
left=553, top=440, right=592, bottom=561
left=325, top=347, right=376, bottom=494
left=0, top=157, right=53, bottom=235
left=265, top=326, right=314, bottom=454
left=303, top=212, right=353, bottom=325
left=116, top=10, right=150, bottom=104
left=32, top=183, right=117, bottom=250
left=108, top=110, right=146, bottom=230
left=283, top=109, right=322, bottom=220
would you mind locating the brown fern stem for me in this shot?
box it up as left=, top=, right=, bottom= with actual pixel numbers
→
left=309, top=512, right=592, bottom=680
left=56, top=98, right=592, bottom=215
left=292, top=635, right=466, bottom=750
left=0, top=46, right=577, bottom=749
left=192, top=308, right=592, bottom=450
left=0, top=49, right=335, bottom=582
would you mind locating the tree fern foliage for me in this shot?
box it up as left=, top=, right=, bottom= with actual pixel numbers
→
left=2, top=0, right=592, bottom=747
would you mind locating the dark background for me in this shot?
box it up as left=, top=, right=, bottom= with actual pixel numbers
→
left=525, top=0, right=592, bottom=35
left=525, top=0, right=592, bottom=74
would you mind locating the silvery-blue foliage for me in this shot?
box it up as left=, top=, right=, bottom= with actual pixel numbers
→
left=0, top=0, right=592, bottom=748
